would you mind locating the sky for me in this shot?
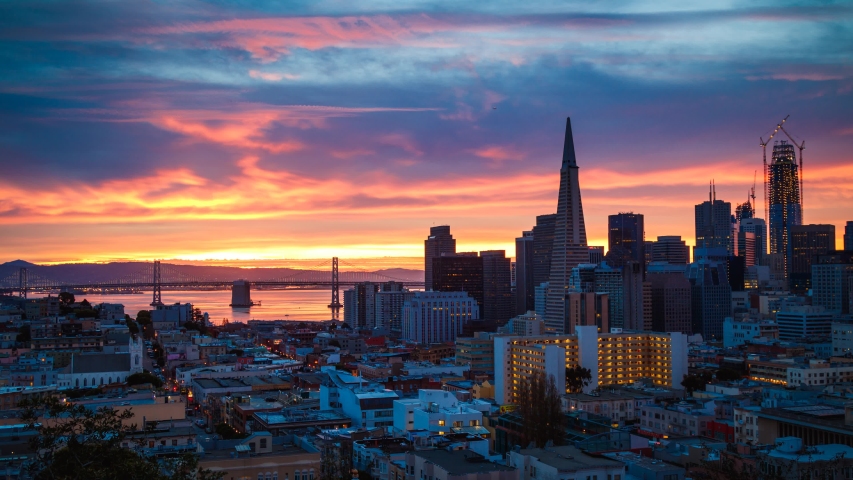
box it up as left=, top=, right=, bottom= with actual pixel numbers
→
left=1, top=1, right=851, bottom=269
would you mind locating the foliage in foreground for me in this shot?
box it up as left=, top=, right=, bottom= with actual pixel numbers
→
left=19, top=395, right=223, bottom=480
left=516, top=370, right=565, bottom=448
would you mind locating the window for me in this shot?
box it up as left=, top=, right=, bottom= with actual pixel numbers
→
left=260, top=438, right=267, bottom=449
left=172, top=439, right=178, bottom=446
left=438, top=420, right=445, bottom=426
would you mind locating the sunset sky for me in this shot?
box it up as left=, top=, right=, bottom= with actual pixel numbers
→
left=1, top=1, right=851, bottom=269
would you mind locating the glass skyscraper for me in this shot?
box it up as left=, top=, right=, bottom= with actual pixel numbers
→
left=768, top=141, right=802, bottom=278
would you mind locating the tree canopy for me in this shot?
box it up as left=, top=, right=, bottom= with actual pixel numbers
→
left=18, top=395, right=222, bottom=480
left=516, top=371, right=565, bottom=448
left=565, top=366, right=592, bottom=394
left=127, top=372, right=163, bottom=388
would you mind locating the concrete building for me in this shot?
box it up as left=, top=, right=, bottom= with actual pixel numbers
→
left=455, top=332, right=501, bottom=372
left=608, top=212, right=645, bottom=268
left=588, top=246, right=604, bottom=265
left=565, top=292, right=608, bottom=334
left=688, top=260, right=732, bottom=340
left=639, top=401, right=715, bottom=438
left=652, top=236, right=690, bottom=264
left=150, top=303, right=193, bottom=331
left=425, top=225, right=456, bottom=291
left=403, top=449, right=517, bottom=480
left=343, top=282, right=379, bottom=330
left=57, top=353, right=134, bottom=388
left=402, top=291, right=479, bottom=345
left=648, top=272, right=692, bottom=335
left=499, top=311, right=545, bottom=336
left=775, top=306, right=833, bottom=341
left=199, top=433, right=320, bottom=480
left=545, top=118, right=590, bottom=333
left=723, top=317, right=779, bottom=348
left=562, top=389, right=655, bottom=426
left=320, top=370, right=398, bottom=429
left=832, top=321, right=853, bottom=356
left=392, top=389, right=488, bottom=434
left=594, top=263, right=623, bottom=329
left=623, top=261, right=648, bottom=331
left=534, top=282, right=549, bottom=319
left=508, top=445, right=625, bottom=480
left=515, top=231, right=535, bottom=315
left=789, top=224, right=836, bottom=293
left=494, top=327, right=688, bottom=404
left=812, top=252, right=853, bottom=314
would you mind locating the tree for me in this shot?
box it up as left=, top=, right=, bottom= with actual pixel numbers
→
left=681, top=372, right=713, bottom=394
left=126, top=320, right=140, bottom=335
left=16, top=325, right=31, bottom=343
left=516, top=371, right=564, bottom=448
left=127, top=372, right=163, bottom=388
left=214, top=423, right=247, bottom=440
left=58, top=292, right=75, bottom=306
left=228, top=349, right=244, bottom=357
left=18, top=395, right=223, bottom=480
left=565, top=366, right=592, bottom=394
left=80, top=299, right=92, bottom=309
left=135, top=310, right=152, bottom=325
left=715, top=367, right=742, bottom=382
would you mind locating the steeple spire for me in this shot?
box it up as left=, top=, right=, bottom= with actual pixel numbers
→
left=562, top=117, right=577, bottom=167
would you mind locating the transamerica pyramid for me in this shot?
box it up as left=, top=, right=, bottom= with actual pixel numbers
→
left=544, top=117, right=589, bottom=333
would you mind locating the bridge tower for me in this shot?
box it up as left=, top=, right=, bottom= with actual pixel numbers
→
left=18, top=267, right=27, bottom=299
left=150, top=260, right=164, bottom=307
left=328, top=257, right=342, bottom=318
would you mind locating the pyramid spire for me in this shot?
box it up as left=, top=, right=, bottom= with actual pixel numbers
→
left=562, top=117, right=577, bottom=167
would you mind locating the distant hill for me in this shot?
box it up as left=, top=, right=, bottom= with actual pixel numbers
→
left=0, top=261, right=424, bottom=285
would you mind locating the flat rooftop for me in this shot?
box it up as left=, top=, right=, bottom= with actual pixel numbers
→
left=519, top=445, right=623, bottom=472
left=413, top=449, right=515, bottom=475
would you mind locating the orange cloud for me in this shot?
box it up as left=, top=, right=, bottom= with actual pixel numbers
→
left=472, top=145, right=526, bottom=162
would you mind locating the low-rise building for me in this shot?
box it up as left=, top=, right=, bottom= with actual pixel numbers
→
left=639, top=402, right=715, bottom=438
left=404, top=449, right=517, bottom=480
left=199, top=432, right=320, bottom=480
left=253, top=410, right=352, bottom=436
left=562, top=389, right=654, bottom=426
left=508, top=445, right=625, bottom=480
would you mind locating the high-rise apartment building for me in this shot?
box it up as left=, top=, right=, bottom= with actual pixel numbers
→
left=401, top=291, right=479, bottom=344
left=515, top=231, right=535, bottom=315
left=532, top=214, right=556, bottom=290
left=845, top=222, right=853, bottom=251
left=768, top=141, right=802, bottom=279
left=688, top=261, right=732, bottom=340
left=481, top=250, right=514, bottom=327
left=424, top=226, right=456, bottom=290
left=608, top=212, right=645, bottom=268
left=647, top=273, right=692, bottom=334
left=375, top=282, right=414, bottom=334
left=789, top=224, right=836, bottom=293
left=342, top=282, right=380, bottom=330
left=494, top=327, right=688, bottom=404
left=651, top=236, right=690, bottom=264
left=623, top=262, right=647, bottom=331
left=695, top=189, right=733, bottom=254
left=545, top=118, right=589, bottom=333
left=740, top=218, right=767, bottom=266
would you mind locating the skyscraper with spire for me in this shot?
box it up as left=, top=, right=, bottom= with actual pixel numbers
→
left=544, top=118, right=589, bottom=333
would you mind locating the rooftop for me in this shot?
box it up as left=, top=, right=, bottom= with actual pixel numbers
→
left=413, top=449, right=515, bottom=475
left=518, top=445, right=623, bottom=472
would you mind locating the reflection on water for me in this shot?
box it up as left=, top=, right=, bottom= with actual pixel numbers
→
left=30, top=289, right=334, bottom=324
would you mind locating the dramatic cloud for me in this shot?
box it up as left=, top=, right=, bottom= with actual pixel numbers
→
left=0, top=0, right=851, bottom=264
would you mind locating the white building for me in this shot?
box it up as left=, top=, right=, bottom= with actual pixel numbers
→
left=58, top=353, right=134, bottom=388
left=786, top=359, right=853, bottom=387
left=832, top=321, right=853, bottom=356
left=507, top=445, right=625, bottom=480
left=723, top=317, right=779, bottom=348
left=319, top=369, right=398, bottom=429
left=392, top=389, right=488, bottom=434
left=401, top=291, right=479, bottom=344
left=499, top=311, right=545, bottom=336
left=776, top=306, right=833, bottom=340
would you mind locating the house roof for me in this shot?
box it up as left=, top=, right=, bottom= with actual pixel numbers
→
left=72, top=353, right=131, bottom=374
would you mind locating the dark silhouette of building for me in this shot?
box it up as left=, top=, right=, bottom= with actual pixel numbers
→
left=588, top=246, right=604, bottom=265
left=695, top=186, right=733, bottom=255
left=768, top=141, right=802, bottom=279
left=623, top=261, right=648, bottom=331
left=545, top=118, right=589, bottom=333
left=845, top=221, right=853, bottom=251
left=648, top=272, right=692, bottom=334
left=789, top=224, right=836, bottom=293
left=482, top=250, right=513, bottom=327
left=651, top=236, right=690, bottom=264
left=424, top=226, right=456, bottom=290
left=727, top=256, right=746, bottom=292
left=608, top=213, right=645, bottom=269
left=688, top=261, right=732, bottom=340
left=740, top=218, right=767, bottom=266
left=432, top=251, right=512, bottom=330
left=515, top=231, right=535, bottom=315
left=532, top=214, right=556, bottom=289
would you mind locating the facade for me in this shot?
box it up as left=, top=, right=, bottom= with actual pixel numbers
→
left=499, top=311, right=545, bottom=336
left=623, top=261, right=648, bottom=331
left=565, top=292, right=608, bottom=334
left=775, top=306, right=833, bottom=340
left=608, top=212, right=645, bottom=268
left=648, top=272, right=692, bottom=334
left=812, top=252, right=853, bottom=314
left=532, top=214, right=557, bottom=291
left=320, top=370, right=398, bottom=428
left=481, top=250, right=513, bottom=327
left=723, top=317, right=779, bottom=348
left=688, top=260, right=732, bottom=340
left=562, top=389, right=654, bottom=425
left=789, top=224, right=835, bottom=292
left=695, top=194, right=733, bottom=255
left=545, top=118, right=590, bottom=333
left=832, top=321, right=853, bottom=356
left=737, top=231, right=757, bottom=267
left=374, top=287, right=414, bottom=334
left=404, top=450, right=517, bottom=480
left=846, top=221, right=853, bottom=251
left=432, top=253, right=483, bottom=311
left=740, top=218, right=768, bottom=266
left=639, top=402, right=715, bottom=438
left=588, top=246, right=604, bottom=264
left=494, top=327, right=688, bottom=404
left=401, top=291, right=479, bottom=344
left=424, top=225, right=456, bottom=291
left=594, top=263, right=624, bottom=330
left=515, top=231, right=535, bottom=315
left=199, top=433, right=320, bottom=480
left=652, top=236, right=690, bottom=264
left=768, top=141, right=803, bottom=279
left=57, top=352, right=134, bottom=388
left=455, top=332, right=500, bottom=371
left=392, top=389, right=487, bottom=434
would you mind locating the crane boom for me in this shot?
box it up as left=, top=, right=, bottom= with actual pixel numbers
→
left=759, top=115, right=791, bottom=223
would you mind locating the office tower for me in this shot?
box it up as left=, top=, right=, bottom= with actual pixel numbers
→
left=789, top=224, right=836, bottom=293
left=648, top=273, right=692, bottom=334
left=737, top=231, right=757, bottom=267
left=846, top=222, right=853, bottom=251
left=534, top=282, right=549, bottom=319
left=727, top=255, right=746, bottom=292
left=545, top=118, right=589, bottom=333
left=775, top=306, right=833, bottom=341
left=515, top=231, right=535, bottom=315
left=688, top=261, right=732, bottom=340
left=695, top=186, right=733, bottom=254
left=343, top=282, right=379, bottom=329
left=594, top=263, right=624, bottom=329
left=565, top=292, right=609, bottom=334
left=432, top=253, right=483, bottom=308
left=768, top=141, right=802, bottom=279
left=401, top=291, right=479, bottom=344
left=643, top=281, right=653, bottom=331
left=588, top=246, right=604, bottom=265
left=812, top=251, right=853, bottom=314
left=375, top=282, right=413, bottom=334
left=570, top=263, right=596, bottom=293
left=644, top=241, right=655, bottom=267
left=652, top=236, right=690, bottom=264
left=424, top=226, right=456, bottom=290
left=740, top=218, right=767, bottom=266
left=623, top=262, right=646, bottom=331
left=608, top=212, right=645, bottom=268
left=481, top=250, right=513, bottom=327
left=532, top=214, right=557, bottom=290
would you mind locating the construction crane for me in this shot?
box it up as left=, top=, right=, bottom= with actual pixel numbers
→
left=750, top=170, right=757, bottom=211
left=777, top=122, right=806, bottom=222
left=759, top=115, right=789, bottom=222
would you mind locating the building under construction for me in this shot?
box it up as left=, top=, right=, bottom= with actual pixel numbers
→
left=768, top=140, right=802, bottom=277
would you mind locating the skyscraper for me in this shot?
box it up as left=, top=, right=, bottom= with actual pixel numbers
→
left=424, top=226, right=456, bottom=290
left=688, top=261, right=732, bottom=340
left=432, top=251, right=512, bottom=330
left=515, top=231, right=535, bottom=315
left=545, top=118, right=589, bottom=333
left=481, top=250, right=513, bottom=327
left=608, top=212, right=645, bottom=269
left=789, top=224, right=835, bottom=293
left=532, top=214, right=556, bottom=289
left=845, top=221, right=853, bottom=251
left=651, top=236, right=690, bottom=264
left=588, top=246, right=604, bottom=265
left=432, top=253, right=483, bottom=308
left=623, top=261, right=647, bottom=331
left=740, top=218, right=767, bottom=266
left=648, top=272, right=692, bottom=334
left=695, top=186, right=733, bottom=254
left=768, top=141, right=802, bottom=279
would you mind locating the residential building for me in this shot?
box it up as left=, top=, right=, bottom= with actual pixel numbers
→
left=832, top=321, right=853, bottom=356
left=723, top=317, right=779, bottom=348
left=392, top=389, right=488, bottom=434
left=499, top=311, right=545, bottom=336
left=425, top=226, right=457, bottom=291
left=455, top=332, right=500, bottom=371
left=545, top=118, right=590, bottom=333
left=508, top=445, right=625, bottom=480
left=403, top=449, right=517, bottom=480
left=320, top=370, right=398, bottom=429
left=199, top=432, right=320, bottom=480
left=639, top=402, right=715, bottom=438
left=401, top=291, right=479, bottom=344
left=562, top=389, right=654, bottom=426
left=789, top=224, right=836, bottom=293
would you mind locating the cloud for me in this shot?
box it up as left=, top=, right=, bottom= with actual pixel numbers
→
left=471, top=145, right=525, bottom=162
left=248, top=70, right=300, bottom=81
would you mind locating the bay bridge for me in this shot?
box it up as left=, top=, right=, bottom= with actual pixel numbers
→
left=0, top=257, right=423, bottom=314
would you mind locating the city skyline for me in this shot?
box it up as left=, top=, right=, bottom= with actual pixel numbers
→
left=1, top=2, right=852, bottom=265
